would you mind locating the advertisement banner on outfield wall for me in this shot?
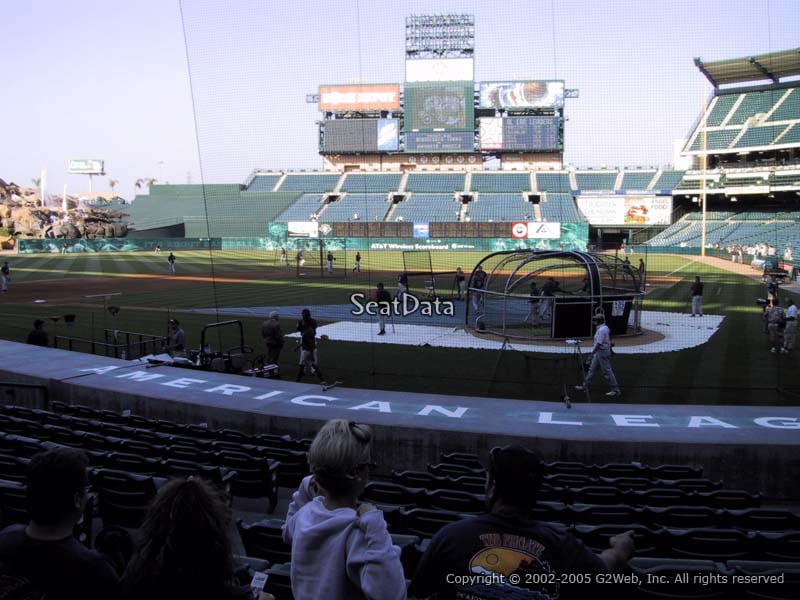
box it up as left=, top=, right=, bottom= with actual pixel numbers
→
left=18, top=238, right=222, bottom=253
left=319, top=84, right=401, bottom=112
left=510, top=222, right=562, bottom=239
left=575, top=196, right=673, bottom=226
left=287, top=221, right=319, bottom=238
left=479, top=81, right=565, bottom=109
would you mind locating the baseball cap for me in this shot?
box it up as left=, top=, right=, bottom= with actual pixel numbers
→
left=269, top=311, right=279, bottom=319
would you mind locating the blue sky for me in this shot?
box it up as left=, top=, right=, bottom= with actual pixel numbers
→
left=2, top=0, right=797, bottom=200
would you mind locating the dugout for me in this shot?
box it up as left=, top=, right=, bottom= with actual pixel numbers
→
left=466, top=249, right=644, bottom=341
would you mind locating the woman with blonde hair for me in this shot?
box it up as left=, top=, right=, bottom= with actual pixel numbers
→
left=283, top=419, right=406, bottom=600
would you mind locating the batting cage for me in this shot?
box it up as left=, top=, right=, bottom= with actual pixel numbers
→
left=466, top=250, right=645, bottom=341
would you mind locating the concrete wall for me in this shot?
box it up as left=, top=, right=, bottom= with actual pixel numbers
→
left=1, top=340, right=798, bottom=500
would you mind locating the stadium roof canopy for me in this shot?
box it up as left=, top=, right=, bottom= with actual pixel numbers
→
left=694, top=48, right=800, bottom=88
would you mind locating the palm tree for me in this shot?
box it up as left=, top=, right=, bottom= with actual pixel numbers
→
left=134, top=179, right=144, bottom=192
left=109, top=178, right=118, bottom=198
left=146, top=178, right=157, bottom=188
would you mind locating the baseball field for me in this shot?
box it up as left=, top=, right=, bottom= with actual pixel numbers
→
left=0, top=248, right=797, bottom=406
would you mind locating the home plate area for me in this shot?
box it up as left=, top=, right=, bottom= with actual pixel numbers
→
left=286, top=311, right=724, bottom=355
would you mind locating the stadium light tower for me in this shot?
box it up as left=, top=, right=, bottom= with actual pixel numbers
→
left=405, top=14, right=475, bottom=59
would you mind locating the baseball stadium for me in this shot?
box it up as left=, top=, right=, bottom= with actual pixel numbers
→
left=1, top=8, right=800, bottom=597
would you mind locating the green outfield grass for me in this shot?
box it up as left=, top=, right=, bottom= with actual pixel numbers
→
left=0, top=249, right=797, bottom=406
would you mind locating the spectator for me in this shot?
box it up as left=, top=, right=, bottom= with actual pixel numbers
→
left=26, top=319, right=49, bottom=347
left=690, top=276, right=704, bottom=317
left=122, top=477, right=253, bottom=600
left=0, top=448, right=120, bottom=599
left=782, top=297, right=797, bottom=354
left=261, top=311, right=285, bottom=371
left=282, top=419, right=406, bottom=600
left=409, top=445, right=634, bottom=600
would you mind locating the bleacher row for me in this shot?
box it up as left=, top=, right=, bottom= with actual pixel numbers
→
left=648, top=211, right=800, bottom=249
left=248, top=168, right=686, bottom=194
left=1, top=402, right=798, bottom=599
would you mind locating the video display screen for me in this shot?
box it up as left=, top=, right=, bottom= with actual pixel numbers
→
left=479, top=81, right=564, bottom=109
left=404, top=82, right=474, bottom=132
left=322, top=119, right=399, bottom=153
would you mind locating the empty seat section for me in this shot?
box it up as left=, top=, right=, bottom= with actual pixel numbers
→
left=392, top=194, right=459, bottom=222
left=247, top=174, right=281, bottom=191
left=535, top=172, right=571, bottom=192
left=767, top=87, right=800, bottom=121
left=405, top=172, right=466, bottom=193
left=340, top=173, right=402, bottom=193
left=728, top=90, right=785, bottom=125
left=541, top=193, right=584, bottom=222
left=735, top=124, right=788, bottom=148
left=619, top=170, right=657, bottom=190
left=277, top=174, right=340, bottom=192
left=465, top=193, right=531, bottom=221
left=321, top=194, right=388, bottom=221
left=470, top=172, right=530, bottom=192
left=688, top=128, right=740, bottom=151
left=705, top=93, right=740, bottom=126
left=275, top=194, right=324, bottom=221
left=575, top=171, right=617, bottom=190
left=652, top=170, right=685, bottom=189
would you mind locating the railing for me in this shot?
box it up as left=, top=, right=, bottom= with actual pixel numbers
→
left=53, top=330, right=167, bottom=360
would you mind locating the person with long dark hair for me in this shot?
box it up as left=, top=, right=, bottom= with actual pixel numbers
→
left=122, top=478, right=251, bottom=600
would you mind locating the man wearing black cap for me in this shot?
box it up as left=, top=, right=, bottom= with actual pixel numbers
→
left=26, top=319, right=49, bottom=347
left=410, top=445, right=634, bottom=600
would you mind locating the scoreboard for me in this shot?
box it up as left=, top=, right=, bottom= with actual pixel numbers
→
left=503, top=116, right=560, bottom=151
left=480, top=116, right=561, bottom=152
left=405, top=131, right=474, bottom=153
